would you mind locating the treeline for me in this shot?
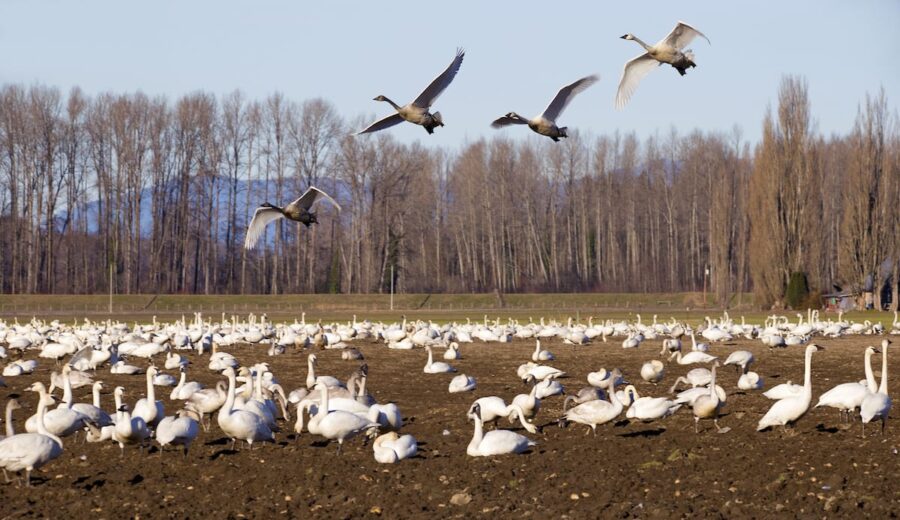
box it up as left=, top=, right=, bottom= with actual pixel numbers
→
left=0, top=77, right=897, bottom=308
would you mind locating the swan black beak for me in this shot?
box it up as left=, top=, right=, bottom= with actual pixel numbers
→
left=619, top=34, right=628, bottom=39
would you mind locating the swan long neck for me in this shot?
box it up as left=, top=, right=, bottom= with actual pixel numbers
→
left=469, top=413, right=484, bottom=453
left=358, top=375, right=368, bottom=400
left=802, top=347, right=814, bottom=393
left=709, top=365, right=718, bottom=400
left=879, top=342, right=889, bottom=395
left=254, top=369, right=263, bottom=401
left=92, top=383, right=102, bottom=408
left=223, top=370, right=236, bottom=415
left=146, top=369, right=155, bottom=402
left=62, top=371, right=74, bottom=408
left=35, top=397, right=63, bottom=447
left=307, top=356, right=316, bottom=387
left=4, top=401, right=15, bottom=437
left=864, top=348, right=878, bottom=393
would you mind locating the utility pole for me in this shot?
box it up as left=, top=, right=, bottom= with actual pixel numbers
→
left=109, top=263, right=114, bottom=314
left=703, top=264, right=710, bottom=308
left=390, top=264, right=394, bottom=311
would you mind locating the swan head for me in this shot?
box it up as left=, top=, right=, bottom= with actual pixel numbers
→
left=118, top=404, right=129, bottom=413
left=373, top=95, right=389, bottom=102
left=7, top=398, right=21, bottom=411
left=620, top=33, right=635, bottom=40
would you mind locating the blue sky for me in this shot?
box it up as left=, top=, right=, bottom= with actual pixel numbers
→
left=2, top=1, right=898, bottom=148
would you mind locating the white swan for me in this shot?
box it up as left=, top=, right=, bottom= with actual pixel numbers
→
left=673, top=384, right=727, bottom=406
left=692, top=362, right=727, bottom=433
left=511, top=381, right=541, bottom=421
left=563, top=387, right=605, bottom=411
left=113, top=403, right=152, bottom=455
left=518, top=362, right=565, bottom=381
left=133, top=366, right=164, bottom=427
left=563, top=370, right=625, bottom=434
left=757, top=344, right=823, bottom=431
left=641, top=360, right=665, bottom=383
left=763, top=381, right=804, bottom=400
left=358, top=48, right=465, bottom=135
left=423, top=346, right=456, bottom=374
left=244, top=186, right=342, bottom=249
left=25, top=377, right=85, bottom=438
left=373, top=432, right=417, bottom=463
left=448, top=374, right=477, bottom=393
left=467, top=398, right=537, bottom=433
left=69, top=380, right=113, bottom=427
left=467, top=403, right=535, bottom=457
left=531, top=339, right=555, bottom=362
left=815, top=345, right=879, bottom=419
left=723, top=350, right=755, bottom=373
left=616, top=21, right=710, bottom=108
left=443, top=342, right=461, bottom=361
left=0, top=391, right=63, bottom=486
left=156, top=409, right=200, bottom=457
left=737, top=371, right=764, bottom=391
left=625, top=386, right=681, bottom=422
left=299, top=383, right=379, bottom=453
left=170, top=367, right=205, bottom=401
left=187, top=381, right=227, bottom=430
left=110, top=360, right=143, bottom=375
left=491, top=75, right=598, bottom=142
left=587, top=368, right=622, bottom=390
left=217, top=367, right=274, bottom=450
left=669, top=350, right=717, bottom=365
left=306, top=354, right=344, bottom=389
left=860, top=339, right=892, bottom=436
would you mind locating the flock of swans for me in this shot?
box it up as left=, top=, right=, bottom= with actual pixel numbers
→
left=0, top=309, right=897, bottom=485
left=358, top=21, right=710, bottom=137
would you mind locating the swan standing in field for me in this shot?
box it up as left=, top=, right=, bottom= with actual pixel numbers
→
left=243, top=187, right=341, bottom=250
left=358, top=48, right=465, bottom=135
left=692, top=362, right=727, bottom=433
left=113, top=404, right=152, bottom=456
left=448, top=374, right=477, bottom=393
left=0, top=391, right=63, bottom=486
left=170, top=366, right=205, bottom=401
left=860, top=340, right=892, bottom=436
left=562, top=370, right=625, bottom=434
left=616, top=21, right=710, bottom=108
left=563, top=387, right=605, bottom=411
left=815, top=345, right=879, bottom=421
left=218, top=367, right=274, bottom=450
left=467, top=403, right=535, bottom=457
left=26, top=377, right=86, bottom=438
left=133, top=366, right=165, bottom=428
left=68, top=381, right=113, bottom=427
left=491, top=75, right=598, bottom=142
left=757, top=344, right=823, bottom=431
left=723, top=350, right=755, bottom=374
left=423, top=346, right=456, bottom=374
left=373, top=432, right=417, bottom=463
left=156, top=408, right=201, bottom=457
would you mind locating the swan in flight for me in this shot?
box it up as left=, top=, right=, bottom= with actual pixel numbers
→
left=491, top=75, right=598, bottom=142
left=358, top=48, right=465, bottom=135
left=616, top=21, right=710, bottom=108
left=244, top=186, right=341, bottom=250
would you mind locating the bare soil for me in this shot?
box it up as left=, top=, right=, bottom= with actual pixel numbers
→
left=1, top=335, right=898, bottom=518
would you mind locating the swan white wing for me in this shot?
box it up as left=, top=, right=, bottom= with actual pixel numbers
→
left=290, top=186, right=342, bottom=212
left=243, top=206, right=285, bottom=250
left=663, top=21, right=710, bottom=50
left=615, top=53, right=660, bottom=109
left=540, top=74, right=599, bottom=122
left=357, top=113, right=405, bottom=135
left=412, top=48, right=465, bottom=108
left=490, top=115, right=529, bottom=128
